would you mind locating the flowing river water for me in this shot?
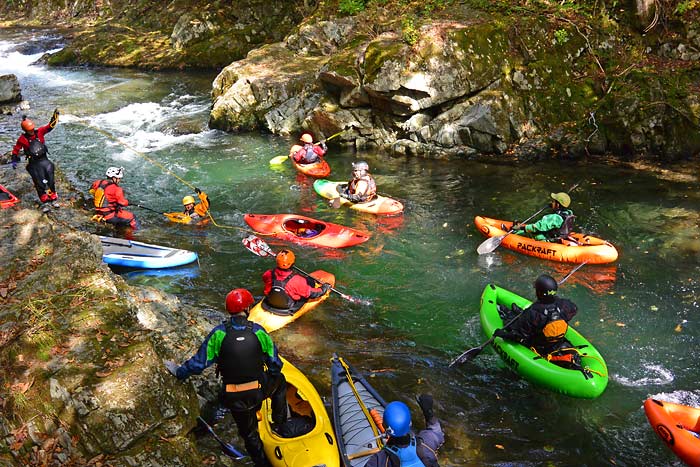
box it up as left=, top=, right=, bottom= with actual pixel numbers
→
left=1, top=29, right=699, bottom=467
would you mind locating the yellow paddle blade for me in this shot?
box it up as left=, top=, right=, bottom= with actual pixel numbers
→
left=269, top=155, right=289, bottom=165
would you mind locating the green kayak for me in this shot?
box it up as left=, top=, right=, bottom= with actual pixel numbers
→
left=480, top=284, right=608, bottom=399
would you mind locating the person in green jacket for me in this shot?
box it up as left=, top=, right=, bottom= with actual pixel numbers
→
left=513, top=192, right=575, bottom=242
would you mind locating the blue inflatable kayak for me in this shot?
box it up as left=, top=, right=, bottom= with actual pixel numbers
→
left=100, top=236, right=198, bottom=269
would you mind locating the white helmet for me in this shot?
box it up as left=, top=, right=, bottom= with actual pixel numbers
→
left=352, top=160, right=369, bottom=176
left=106, top=166, right=124, bottom=179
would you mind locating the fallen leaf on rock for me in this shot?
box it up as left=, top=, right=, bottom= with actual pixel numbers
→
left=615, top=322, right=626, bottom=327
left=10, top=378, right=33, bottom=394
left=495, top=444, right=505, bottom=450
left=0, top=288, right=7, bottom=298
left=95, top=370, right=113, bottom=378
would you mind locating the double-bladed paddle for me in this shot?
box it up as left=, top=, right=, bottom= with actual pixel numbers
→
left=269, top=130, right=344, bottom=165
left=242, top=235, right=372, bottom=306
left=197, top=416, right=247, bottom=460
left=476, top=182, right=582, bottom=255
left=449, top=261, right=588, bottom=367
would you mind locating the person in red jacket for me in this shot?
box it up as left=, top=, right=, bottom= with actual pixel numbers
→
left=11, top=109, right=60, bottom=207
left=291, top=133, right=327, bottom=165
left=262, top=249, right=330, bottom=311
left=89, top=167, right=139, bottom=230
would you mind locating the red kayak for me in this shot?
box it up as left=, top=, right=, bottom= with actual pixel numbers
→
left=244, top=213, right=370, bottom=248
left=291, top=157, right=331, bottom=178
left=0, top=184, right=20, bottom=209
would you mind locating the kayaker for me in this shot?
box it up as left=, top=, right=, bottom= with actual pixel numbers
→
left=494, top=274, right=580, bottom=366
left=338, top=160, right=377, bottom=203
left=182, top=188, right=210, bottom=220
left=291, top=133, right=327, bottom=165
left=512, top=192, right=575, bottom=242
left=11, top=109, right=60, bottom=209
left=366, top=395, right=444, bottom=467
left=262, top=249, right=330, bottom=311
left=164, top=288, right=288, bottom=467
left=89, top=167, right=139, bottom=230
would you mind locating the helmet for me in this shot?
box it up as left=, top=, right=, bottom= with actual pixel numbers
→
left=534, top=274, right=558, bottom=300
left=550, top=192, right=571, bottom=208
left=300, top=133, right=313, bottom=144
left=276, top=249, right=295, bottom=269
left=182, top=195, right=195, bottom=206
left=21, top=118, right=35, bottom=132
left=383, top=401, right=411, bottom=437
left=225, top=288, right=255, bottom=314
left=352, top=160, right=369, bottom=176
left=106, top=166, right=124, bottom=179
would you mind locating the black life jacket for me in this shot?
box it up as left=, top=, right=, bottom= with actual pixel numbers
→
left=532, top=301, right=568, bottom=346
left=545, top=208, right=574, bottom=240
left=216, top=318, right=265, bottom=385
left=26, top=137, right=48, bottom=160
left=266, top=272, right=295, bottom=309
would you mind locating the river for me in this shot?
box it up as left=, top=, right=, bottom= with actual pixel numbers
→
left=1, top=28, right=699, bottom=467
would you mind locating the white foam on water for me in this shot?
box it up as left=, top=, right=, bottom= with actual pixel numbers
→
left=647, top=389, right=700, bottom=408
left=612, top=363, right=675, bottom=387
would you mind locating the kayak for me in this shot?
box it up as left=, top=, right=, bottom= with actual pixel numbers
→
left=474, top=216, right=618, bottom=264
left=244, top=213, right=370, bottom=249
left=644, top=398, right=700, bottom=467
left=313, top=180, right=403, bottom=216
left=259, top=357, right=340, bottom=467
left=330, top=355, right=387, bottom=467
left=480, top=284, right=608, bottom=399
left=247, top=270, right=335, bottom=333
left=99, top=236, right=198, bottom=269
left=163, top=211, right=210, bottom=226
left=291, top=157, right=331, bottom=178
left=0, top=184, right=20, bottom=209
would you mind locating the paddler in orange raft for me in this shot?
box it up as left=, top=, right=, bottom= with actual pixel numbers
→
left=512, top=192, right=575, bottom=242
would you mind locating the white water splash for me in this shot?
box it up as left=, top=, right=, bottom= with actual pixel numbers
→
left=612, top=363, right=675, bottom=387
left=647, top=389, right=700, bottom=408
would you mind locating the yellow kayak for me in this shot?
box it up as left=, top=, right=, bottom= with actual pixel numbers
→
left=258, top=357, right=340, bottom=467
left=164, top=211, right=210, bottom=226
left=248, top=270, right=335, bottom=333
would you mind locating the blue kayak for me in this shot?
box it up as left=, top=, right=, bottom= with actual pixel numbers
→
left=100, top=236, right=198, bottom=269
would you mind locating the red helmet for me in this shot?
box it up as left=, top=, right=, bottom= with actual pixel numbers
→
left=276, top=249, right=295, bottom=269
left=21, top=119, right=35, bottom=132
left=225, top=288, right=255, bottom=314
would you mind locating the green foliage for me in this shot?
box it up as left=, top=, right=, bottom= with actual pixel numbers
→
left=423, top=0, right=452, bottom=15
left=339, top=0, right=366, bottom=15
left=554, top=28, right=570, bottom=44
left=402, top=16, right=420, bottom=45
left=675, top=0, right=699, bottom=15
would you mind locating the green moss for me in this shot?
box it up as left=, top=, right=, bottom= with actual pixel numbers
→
left=363, top=38, right=408, bottom=83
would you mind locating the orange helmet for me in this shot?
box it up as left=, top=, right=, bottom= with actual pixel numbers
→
left=276, top=249, right=295, bottom=269
left=300, top=133, right=313, bottom=144
left=21, top=118, right=35, bottom=132
left=225, top=288, right=255, bottom=314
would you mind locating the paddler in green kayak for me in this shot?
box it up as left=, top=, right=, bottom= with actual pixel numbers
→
left=494, top=274, right=582, bottom=369
left=338, top=160, right=377, bottom=203
left=366, top=395, right=444, bottom=467
left=512, top=192, right=575, bottom=242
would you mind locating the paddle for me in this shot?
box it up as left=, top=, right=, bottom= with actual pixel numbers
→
left=476, top=182, right=582, bottom=255
left=134, top=204, right=166, bottom=215
left=269, top=130, right=344, bottom=165
left=197, top=416, right=247, bottom=460
left=448, top=261, right=588, bottom=367
left=242, top=235, right=372, bottom=306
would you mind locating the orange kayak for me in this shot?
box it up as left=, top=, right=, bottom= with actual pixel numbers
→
left=0, top=184, right=20, bottom=209
left=644, top=398, right=700, bottom=467
left=244, top=213, right=370, bottom=248
left=291, top=158, right=331, bottom=178
left=474, top=216, right=618, bottom=264
left=247, top=270, right=335, bottom=332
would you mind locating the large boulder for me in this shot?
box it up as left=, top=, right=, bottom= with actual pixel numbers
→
left=0, top=74, right=22, bottom=104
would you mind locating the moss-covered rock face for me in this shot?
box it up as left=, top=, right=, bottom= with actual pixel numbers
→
left=0, top=170, right=230, bottom=466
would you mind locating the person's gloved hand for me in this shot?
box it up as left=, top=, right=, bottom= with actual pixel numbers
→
left=321, top=283, right=331, bottom=294
left=512, top=223, right=524, bottom=231
left=11, top=155, right=19, bottom=170
left=493, top=328, right=509, bottom=339
left=416, top=394, right=434, bottom=422
left=49, top=108, right=59, bottom=128
left=11, top=161, right=17, bottom=169
left=194, top=187, right=201, bottom=194
left=320, top=140, right=327, bottom=151
left=164, top=359, right=180, bottom=377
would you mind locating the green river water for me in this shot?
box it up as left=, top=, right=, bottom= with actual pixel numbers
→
left=1, top=29, right=699, bottom=467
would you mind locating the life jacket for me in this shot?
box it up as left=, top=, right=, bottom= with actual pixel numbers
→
left=536, top=302, right=569, bottom=345
left=91, top=180, right=115, bottom=209
left=348, top=174, right=377, bottom=202
left=266, top=271, right=296, bottom=309
left=216, top=319, right=265, bottom=385
left=385, top=436, right=427, bottom=467
left=26, top=137, right=48, bottom=160
left=296, top=143, right=319, bottom=164
left=545, top=208, right=574, bottom=240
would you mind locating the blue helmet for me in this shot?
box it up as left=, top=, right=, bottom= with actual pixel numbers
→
left=383, top=401, right=411, bottom=437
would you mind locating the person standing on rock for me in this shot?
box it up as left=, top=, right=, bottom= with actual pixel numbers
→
left=165, top=288, right=288, bottom=467
left=291, top=133, right=327, bottom=165
left=10, top=109, right=60, bottom=211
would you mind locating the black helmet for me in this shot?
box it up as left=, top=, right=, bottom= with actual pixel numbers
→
left=534, top=274, right=558, bottom=301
